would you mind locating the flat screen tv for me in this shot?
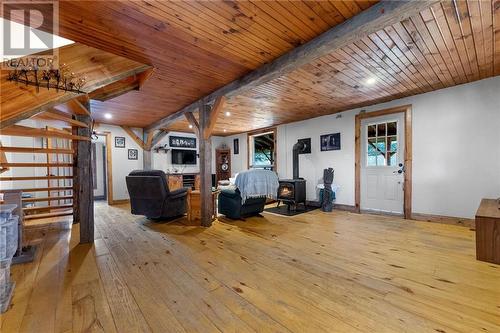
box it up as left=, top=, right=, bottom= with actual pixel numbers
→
left=171, top=149, right=197, bottom=165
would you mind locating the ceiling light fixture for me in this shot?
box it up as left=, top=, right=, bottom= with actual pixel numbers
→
left=104, top=113, right=112, bottom=119
left=223, top=129, right=227, bottom=133
left=189, top=124, right=193, bottom=129
left=225, top=111, right=231, bottom=116
left=365, top=77, right=377, bottom=86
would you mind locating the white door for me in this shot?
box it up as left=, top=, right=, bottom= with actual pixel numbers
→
left=361, top=113, right=405, bottom=215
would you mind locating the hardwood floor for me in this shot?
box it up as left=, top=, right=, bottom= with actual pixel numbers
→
left=1, top=203, right=499, bottom=332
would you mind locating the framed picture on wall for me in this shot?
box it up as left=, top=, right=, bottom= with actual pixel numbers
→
left=128, top=149, right=138, bottom=160
left=320, top=133, right=341, bottom=151
left=234, top=138, right=239, bottom=155
left=297, top=138, right=311, bottom=154
left=115, top=136, right=126, bottom=148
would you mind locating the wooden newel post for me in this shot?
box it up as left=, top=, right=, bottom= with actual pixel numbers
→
left=72, top=102, right=94, bottom=243
left=198, top=102, right=213, bottom=227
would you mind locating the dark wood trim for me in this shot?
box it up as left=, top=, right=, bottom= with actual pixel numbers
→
left=411, top=213, right=474, bottom=229
left=354, top=104, right=412, bottom=219
left=247, top=127, right=277, bottom=171
left=145, top=1, right=437, bottom=132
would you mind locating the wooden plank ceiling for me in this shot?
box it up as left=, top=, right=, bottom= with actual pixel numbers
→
left=33, top=0, right=377, bottom=130
left=167, top=0, right=500, bottom=135
left=0, top=43, right=150, bottom=127
left=2, top=1, right=499, bottom=135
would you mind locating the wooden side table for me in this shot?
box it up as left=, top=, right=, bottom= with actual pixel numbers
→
left=186, top=189, right=220, bottom=226
left=475, top=198, right=500, bottom=264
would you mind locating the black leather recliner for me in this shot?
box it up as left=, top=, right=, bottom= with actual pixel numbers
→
left=218, top=188, right=267, bottom=219
left=126, top=170, right=187, bottom=220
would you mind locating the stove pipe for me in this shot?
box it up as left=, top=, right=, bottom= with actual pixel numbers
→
left=292, top=141, right=306, bottom=179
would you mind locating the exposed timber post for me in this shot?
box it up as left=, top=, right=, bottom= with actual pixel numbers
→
left=72, top=101, right=94, bottom=243
left=198, top=101, right=213, bottom=227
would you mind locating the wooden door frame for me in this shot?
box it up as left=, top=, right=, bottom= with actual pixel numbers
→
left=355, top=104, right=412, bottom=219
left=247, top=127, right=278, bottom=171
left=94, top=131, right=114, bottom=205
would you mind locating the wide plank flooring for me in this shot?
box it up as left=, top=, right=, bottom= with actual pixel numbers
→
left=1, top=203, right=499, bottom=332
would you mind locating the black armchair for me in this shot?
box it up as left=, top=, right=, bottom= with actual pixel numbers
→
left=126, top=170, right=187, bottom=220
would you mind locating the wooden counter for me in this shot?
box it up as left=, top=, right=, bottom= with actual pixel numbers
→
left=475, top=198, right=500, bottom=264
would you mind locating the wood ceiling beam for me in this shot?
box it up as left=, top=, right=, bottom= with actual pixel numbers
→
left=150, top=130, right=169, bottom=148
left=203, top=96, right=226, bottom=140
left=67, top=99, right=91, bottom=116
left=184, top=112, right=200, bottom=137
left=34, top=109, right=89, bottom=127
left=0, top=93, right=79, bottom=130
left=145, top=0, right=437, bottom=132
left=121, top=126, right=146, bottom=150
left=137, top=68, right=154, bottom=90
left=144, top=130, right=155, bottom=151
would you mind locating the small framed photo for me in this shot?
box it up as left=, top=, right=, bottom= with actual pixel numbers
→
left=128, top=149, right=138, bottom=160
left=320, top=133, right=341, bottom=151
left=234, top=138, right=239, bottom=155
left=297, top=138, right=311, bottom=154
left=115, top=136, right=126, bottom=148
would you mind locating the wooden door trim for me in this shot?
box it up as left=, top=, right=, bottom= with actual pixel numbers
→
left=95, top=132, right=114, bottom=205
left=355, top=104, right=412, bottom=219
left=247, top=127, right=278, bottom=171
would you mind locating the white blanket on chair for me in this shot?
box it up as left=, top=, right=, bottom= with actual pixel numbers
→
left=235, top=169, right=279, bottom=203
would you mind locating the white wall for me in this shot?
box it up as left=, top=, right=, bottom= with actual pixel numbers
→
left=96, top=124, right=144, bottom=201
left=151, top=131, right=226, bottom=175
left=223, top=76, right=500, bottom=219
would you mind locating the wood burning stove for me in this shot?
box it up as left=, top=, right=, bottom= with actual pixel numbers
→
left=277, top=179, right=306, bottom=210
left=277, top=140, right=307, bottom=210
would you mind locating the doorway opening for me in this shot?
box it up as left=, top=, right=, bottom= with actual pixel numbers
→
left=92, top=132, right=114, bottom=205
left=248, top=127, right=277, bottom=171
left=355, top=105, right=412, bottom=219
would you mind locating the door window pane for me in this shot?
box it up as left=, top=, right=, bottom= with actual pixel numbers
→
left=377, top=123, right=386, bottom=137
left=368, top=125, right=376, bottom=138
left=366, top=120, right=398, bottom=167
left=387, top=122, right=397, bottom=136
left=387, top=136, right=397, bottom=152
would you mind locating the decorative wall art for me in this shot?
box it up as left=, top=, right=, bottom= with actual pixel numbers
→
left=128, top=149, right=138, bottom=160
left=320, top=133, right=341, bottom=151
left=234, top=138, right=239, bottom=155
left=297, top=138, right=311, bottom=154
left=169, top=136, right=196, bottom=148
left=115, top=136, right=126, bottom=148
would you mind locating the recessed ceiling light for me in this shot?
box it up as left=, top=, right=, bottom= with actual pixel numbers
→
left=188, top=124, right=193, bottom=129
left=365, top=77, right=377, bottom=85
left=104, top=113, right=112, bottom=119
left=225, top=111, right=231, bottom=116
left=223, top=129, right=227, bottom=132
